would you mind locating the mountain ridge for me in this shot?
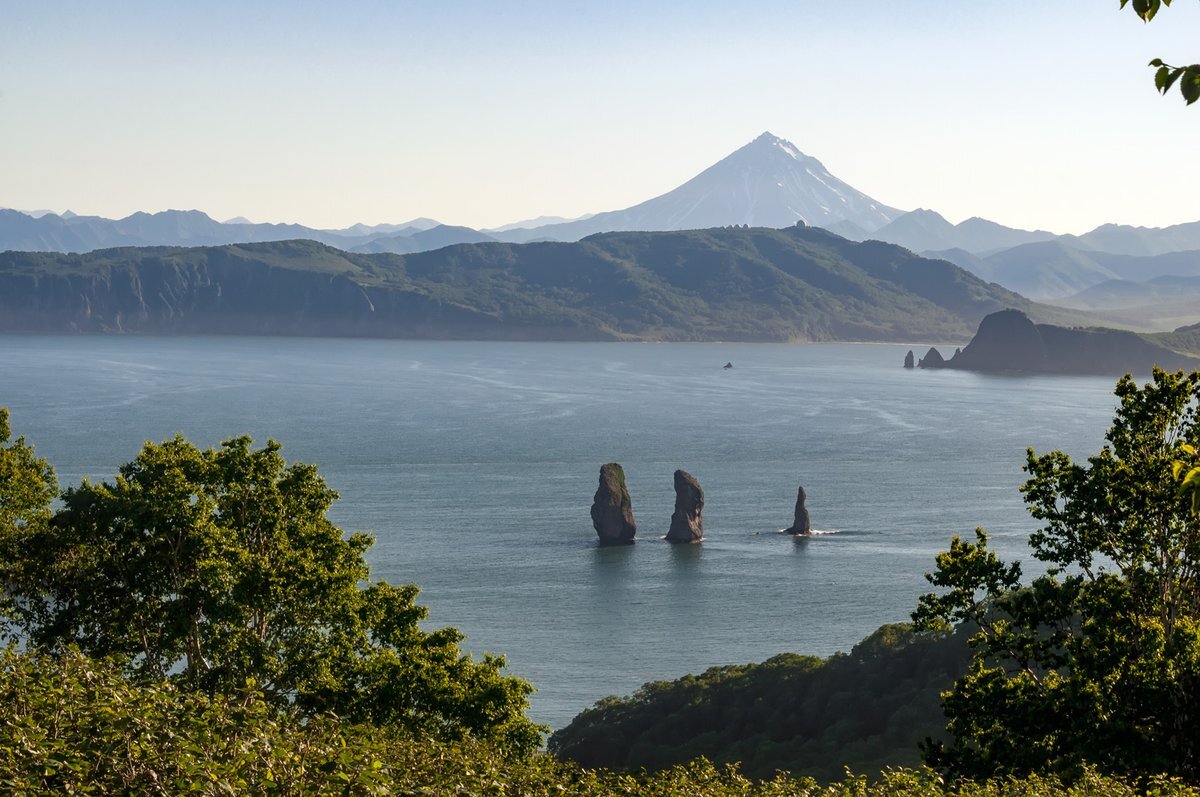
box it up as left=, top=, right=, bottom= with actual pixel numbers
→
left=0, top=132, right=903, bottom=255
left=0, top=226, right=1087, bottom=343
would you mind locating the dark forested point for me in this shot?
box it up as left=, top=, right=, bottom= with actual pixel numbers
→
left=591, top=462, right=637, bottom=545
left=549, top=622, right=972, bottom=781
left=917, top=308, right=1200, bottom=374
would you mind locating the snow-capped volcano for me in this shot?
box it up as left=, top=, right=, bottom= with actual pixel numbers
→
left=497, top=132, right=903, bottom=242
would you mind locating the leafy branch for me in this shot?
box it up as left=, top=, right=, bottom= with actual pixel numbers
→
left=1151, top=59, right=1200, bottom=104
left=1121, top=0, right=1200, bottom=104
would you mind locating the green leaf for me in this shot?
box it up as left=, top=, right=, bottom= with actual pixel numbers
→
left=1182, top=70, right=1200, bottom=104
left=1162, top=67, right=1185, bottom=96
left=1132, top=0, right=1156, bottom=20
left=1156, top=66, right=1172, bottom=91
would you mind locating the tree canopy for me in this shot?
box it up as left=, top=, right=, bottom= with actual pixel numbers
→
left=0, top=409, right=57, bottom=632
left=0, top=426, right=542, bottom=753
left=914, top=369, right=1200, bottom=780
left=5, top=647, right=1200, bottom=796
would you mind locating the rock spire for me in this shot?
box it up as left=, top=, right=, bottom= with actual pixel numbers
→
left=591, top=463, right=637, bottom=545
left=785, top=485, right=812, bottom=535
left=665, top=469, right=705, bottom=543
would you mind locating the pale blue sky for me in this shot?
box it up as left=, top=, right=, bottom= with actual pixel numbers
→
left=2, top=1, right=1197, bottom=233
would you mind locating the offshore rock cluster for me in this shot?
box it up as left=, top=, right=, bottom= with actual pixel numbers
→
left=589, top=464, right=812, bottom=545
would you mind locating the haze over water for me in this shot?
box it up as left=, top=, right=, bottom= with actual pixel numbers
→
left=1, top=336, right=1123, bottom=728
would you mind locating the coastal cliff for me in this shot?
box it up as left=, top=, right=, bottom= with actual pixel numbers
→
left=0, top=242, right=604, bottom=340
left=0, top=227, right=1092, bottom=342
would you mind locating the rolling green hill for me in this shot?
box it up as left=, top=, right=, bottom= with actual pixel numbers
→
left=548, top=622, right=972, bottom=782
left=0, top=226, right=1089, bottom=342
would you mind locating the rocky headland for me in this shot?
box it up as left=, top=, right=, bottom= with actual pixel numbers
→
left=914, top=309, right=1200, bottom=375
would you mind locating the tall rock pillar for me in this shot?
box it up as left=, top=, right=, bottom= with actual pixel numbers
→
left=591, top=463, right=637, bottom=545
left=665, top=469, right=704, bottom=543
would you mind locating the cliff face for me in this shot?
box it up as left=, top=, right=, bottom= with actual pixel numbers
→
left=918, top=309, right=1200, bottom=375
left=0, top=230, right=1090, bottom=342
left=0, top=249, right=608, bottom=340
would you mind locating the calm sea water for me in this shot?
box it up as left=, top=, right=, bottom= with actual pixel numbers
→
left=0, top=336, right=1124, bottom=729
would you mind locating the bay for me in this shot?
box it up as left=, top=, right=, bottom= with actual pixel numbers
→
left=0, top=335, right=1122, bottom=729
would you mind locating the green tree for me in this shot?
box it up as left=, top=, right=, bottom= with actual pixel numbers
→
left=0, top=409, right=57, bottom=640
left=1174, top=442, right=1200, bottom=514
left=914, top=369, right=1200, bottom=780
left=1121, top=0, right=1200, bottom=104
left=3, top=432, right=542, bottom=753
left=5, top=645, right=1200, bottom=796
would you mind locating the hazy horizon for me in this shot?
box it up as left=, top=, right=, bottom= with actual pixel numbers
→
left=3, top=1, right=1198, bottom=235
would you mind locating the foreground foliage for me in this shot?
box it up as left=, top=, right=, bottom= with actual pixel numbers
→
left=2, top=648, right=1197, bottom=797
left=0, top=427, right=542, bottom=753
left=0, top=408, right=57, bottom=625
left=915, top=369, right=1200, bottom=780
left=1120, top=0, right=1200, bottom=104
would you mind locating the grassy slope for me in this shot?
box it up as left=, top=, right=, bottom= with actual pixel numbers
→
left=1156, top=321, right=1200, bottom=357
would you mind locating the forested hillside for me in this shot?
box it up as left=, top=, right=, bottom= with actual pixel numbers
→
left=550, top=623, right=972, bottom=781
left=0, top=226, right=1085, bottom=342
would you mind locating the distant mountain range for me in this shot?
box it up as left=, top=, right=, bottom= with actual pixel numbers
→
left=1, top=132, right=900, bottom=256
left=0, top=208, right=452, bottom=255
left=6, top=131, right=1200, bottom=332
left=849, top=208, right=1200, bottom=260
left=0, top=226, right=1093, bottom=343
left=830, top=209, right=1200, bottom=329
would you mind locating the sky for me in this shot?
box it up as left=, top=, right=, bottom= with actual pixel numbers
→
left=2, top=1, right=1198, bottom=234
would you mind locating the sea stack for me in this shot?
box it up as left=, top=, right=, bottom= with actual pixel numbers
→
left=917, top=347, right=946, bottom=368
left=784, top=485, right=812, bottom=536
left=591, top=463, right=637, bottom=545
left=665, top=469, right=704, bottom=543
left=903, top=350, right=915, bottom=369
